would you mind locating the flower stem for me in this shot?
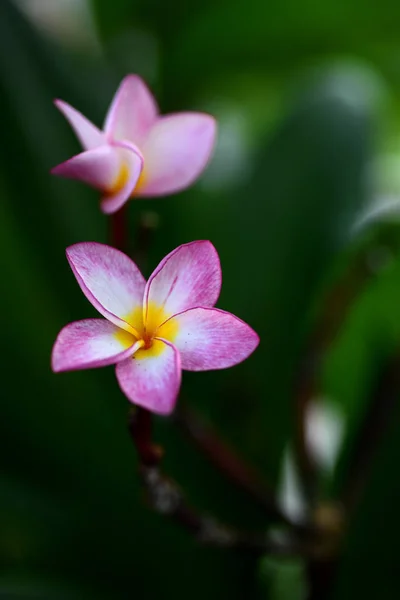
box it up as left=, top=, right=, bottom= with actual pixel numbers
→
left=109, top=204, right=128, bottom=254
left=128, top=405, right=163, bottom=467
left=110, top=207, right=158, bottom=470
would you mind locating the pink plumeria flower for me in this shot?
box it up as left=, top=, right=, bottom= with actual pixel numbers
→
left=51, top=75, right=217, bottom=214
left=52, top=241, right=259, bottom=415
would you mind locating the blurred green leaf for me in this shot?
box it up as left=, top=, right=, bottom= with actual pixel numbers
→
left=166, top=66, right=375, bottom=486
left=0, top=573, right=108, bottom=600
left=314, top=222, right=400, bottom=599
left=3, top=1, right=400, bottom=598
left=259, top=556, right=308, bottom=600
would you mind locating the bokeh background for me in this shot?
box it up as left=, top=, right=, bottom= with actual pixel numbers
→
left=3, top=0, right=400, bottom=598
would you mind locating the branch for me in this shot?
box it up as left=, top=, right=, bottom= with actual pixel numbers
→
left=128, top=407, right=314, bottom=555
left=174, top=404, right=306, bottom=533
left=124, top=209, right=307, bottom=534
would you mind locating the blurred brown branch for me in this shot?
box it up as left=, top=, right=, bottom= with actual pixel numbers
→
left=128, top=406, right=314, bottom=555
left=175, top=403, right=308, bottom=533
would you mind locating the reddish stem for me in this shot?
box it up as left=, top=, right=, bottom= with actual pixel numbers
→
left=109, top=204, right=128, bottom=253
left=109, top=207, right=160, bottom=469
left=128, top=406, right=163, bottom=467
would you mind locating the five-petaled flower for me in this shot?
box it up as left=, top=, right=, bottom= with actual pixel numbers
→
left=51, top=75, right=216, bottom=214
left=51, top=241, right=259, bottom=415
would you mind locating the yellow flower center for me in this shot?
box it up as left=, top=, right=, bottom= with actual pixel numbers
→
left=106, top=162, right=147, bottom=198
left=114, top=301, right=179, bottom=359
left=108, top=162, right=130, bottom=195
left=132, top=168, right=146, bottom=196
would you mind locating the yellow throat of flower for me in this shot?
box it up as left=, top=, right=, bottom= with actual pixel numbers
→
left=115, top=302, right=179, bottom=358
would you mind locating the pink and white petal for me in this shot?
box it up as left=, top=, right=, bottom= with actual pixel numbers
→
left=115, top=339, right=181, bottom=415
left=144, top=241, right=221, bottom=322
left=51, top=319, right=139, bottom=372
left=55, top=99, right=105, bottom=150
left=167, top=307, right=259, bottom=371
left=51, top=145, right=120, bottom=191
left=66, top=242, right=146, bottom=330
left=137, top=113, right=216, bottom=196
left=104, top=75, right=158, bottom=145
left=100, top=141, right=144, bottom=214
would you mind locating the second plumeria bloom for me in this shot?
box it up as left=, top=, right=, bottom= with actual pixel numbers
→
left=52, top=241, right=259, bottom=414
left=51, top=75, right=217, bottom=214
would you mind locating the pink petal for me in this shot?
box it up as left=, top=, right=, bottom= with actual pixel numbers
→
left=104, top=74, right=158, bottom=146
left=51, top=319, right=139, bottom=372
left=137, top=113, right=216, bottom=196
left=66, top=242, right=146, bottom=331
left=100, top=141, right=143, bottom=214
left=144, top=241, right=221, bottom=324
left=115, top=339, right=181, bottom=415
left=51, top=142, right=143, bottom=214
left=165, top=307, right=260, bottom=371
left=51, top=145, right=120, bottom=191
left=55, top=99, right=105, bottom=150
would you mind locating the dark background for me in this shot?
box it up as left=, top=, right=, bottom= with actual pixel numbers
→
left=2, top=0, right=400, bottom=598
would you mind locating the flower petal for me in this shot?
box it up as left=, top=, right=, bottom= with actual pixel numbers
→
left=163, top=307, right=259, bottom=371
left=100, top=141, right=143, bottom=214
left=51, top=319, right=139, bottom=372
left=104, top=74, right=158, bottom=145
left=51, top=145, right=120, bottom=190
left=115, top=339, right=181, bottom=415
left=137, top=113, right=216, bottom=196
left=144, top=241, right=221, bottom=325
left=55, top=99, right=105, bottom=150
left=66, top=242, right=146, bottom=331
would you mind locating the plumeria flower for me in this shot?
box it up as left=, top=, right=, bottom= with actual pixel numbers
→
left=51, top=75, right=217, bottom=214
left=52, top=241, right=259, bottom=414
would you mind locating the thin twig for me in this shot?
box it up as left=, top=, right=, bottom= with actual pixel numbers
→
left=175, top=404, right=307, bottom=533
left=128, top=407, right=314, bottom=555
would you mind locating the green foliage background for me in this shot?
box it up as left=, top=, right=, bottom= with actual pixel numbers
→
left=2, top=0, right=400, bottom=597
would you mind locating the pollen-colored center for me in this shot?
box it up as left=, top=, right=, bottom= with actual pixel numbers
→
left=114, top=301, right=179, bottom=358
left=131, top=168, right=146, bottom=196
left=108, top=162, right=147, bottom=199
left=109, top=162, right=130, bottom=194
